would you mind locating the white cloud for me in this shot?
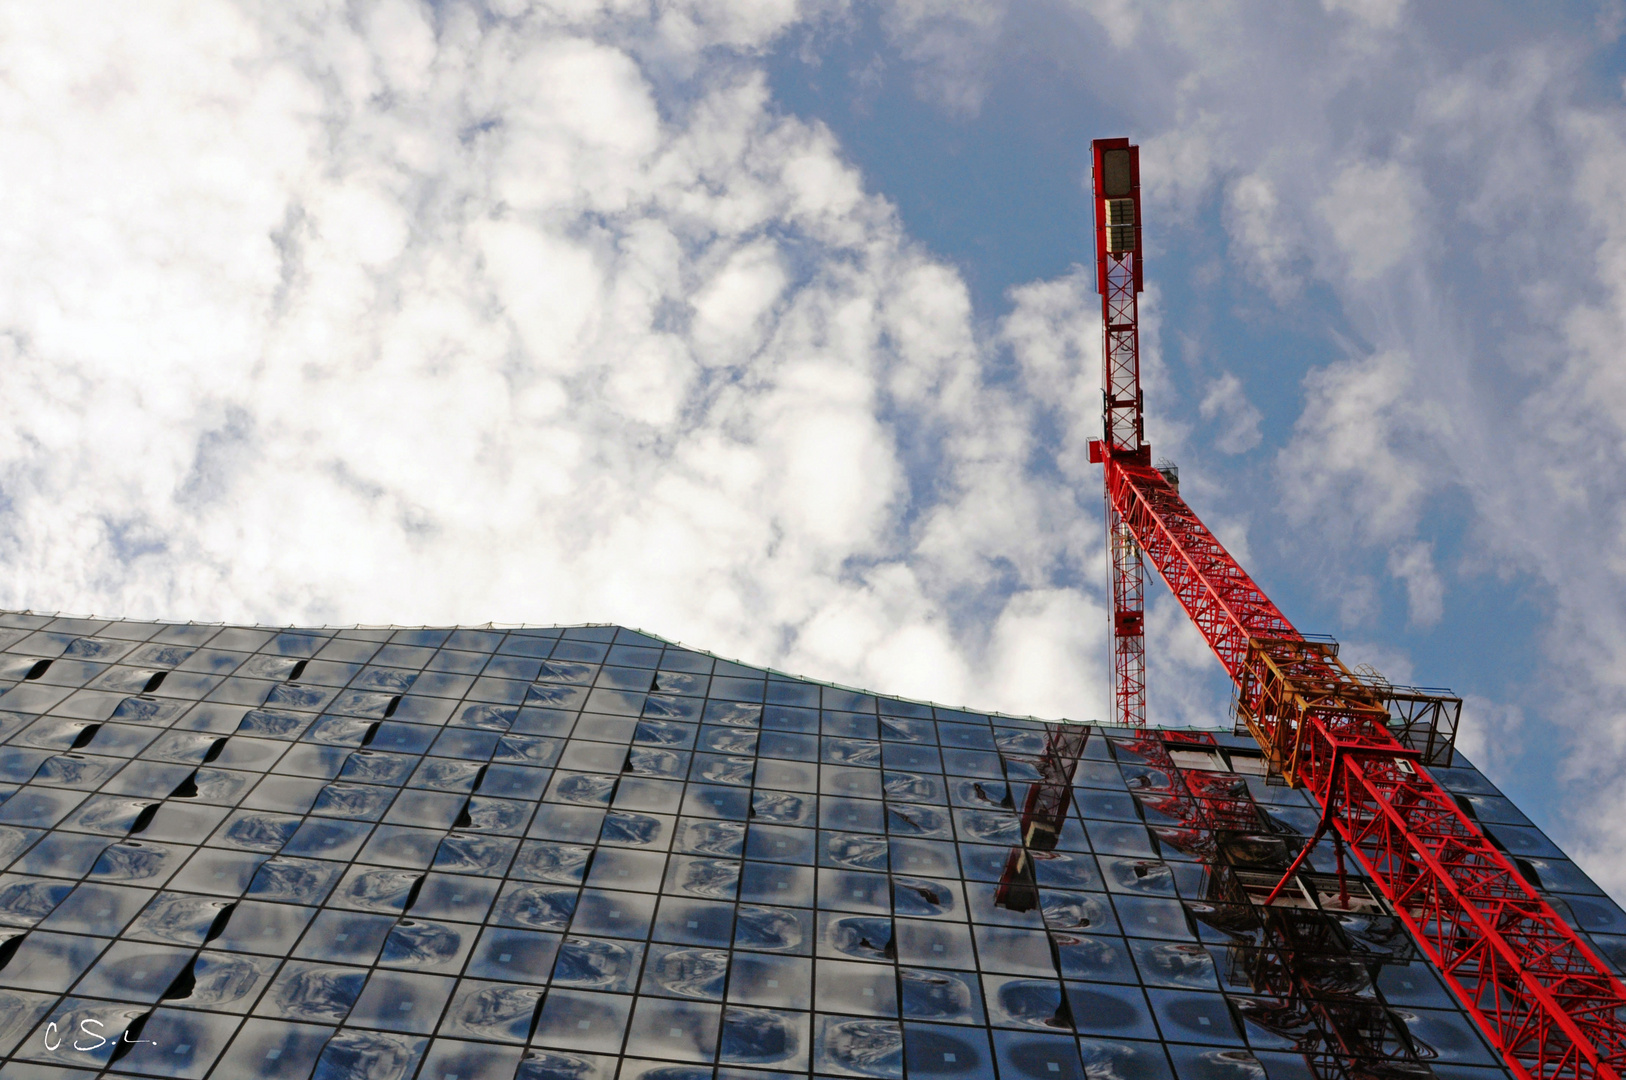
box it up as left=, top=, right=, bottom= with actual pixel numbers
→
left=1386, top=540, right=1444, bottom=627
left=1000, top=268, right=1101, bottom=481
left=1317, top=160, right=1425, bottom=282
left=1336, top=637, right=1415, bottom=685
left=0, top=0, right=1120, bottom=726
left=1070, top=0, right=1143, bottom=48
left=1278, top=349, right=1436, bottom=544
left=1142, top=588, right=1236, bottom=730
left=1202, top=513, right=1254, bottom=573
left=985, top=588, right=1108, bottom=722
left=690, top=239, right=789, bottom=366
left=1455, top=694, right=1527, bottom=799
left=1199, top=372, right=1263, bottom=454
left=1224, top=173, right=1302, bottom=296
left=879, top=0, right=1009, bottom=117
left=1320, top=0, right=1407, bottom=30
left=476, top=219, right=606, bottom=372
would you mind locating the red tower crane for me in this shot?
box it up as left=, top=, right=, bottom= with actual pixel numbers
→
left=1083, top=137, right=1626, bottom=1080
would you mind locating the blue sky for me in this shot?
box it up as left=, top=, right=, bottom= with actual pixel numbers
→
left=758, top=1, right=1626, bottom=876
left=3, top=0, right=1626, bottom=893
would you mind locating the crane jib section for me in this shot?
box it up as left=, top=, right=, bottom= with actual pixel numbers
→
left=1103, top=450, right=1626, bottom=1080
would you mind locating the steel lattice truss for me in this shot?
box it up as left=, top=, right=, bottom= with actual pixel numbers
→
left=1123, top=730, right=1429, bottom=1077
left=1087, top=137, right=1626, bottom=1080
left=1091, top=138, right=1149, bottom=730
left=1108, top=509, right=1146, bottom=727
left=1101, top=253, right=1143, bottom=456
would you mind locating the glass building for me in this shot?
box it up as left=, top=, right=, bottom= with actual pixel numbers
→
left=0, top=613, right=1621, bottom=1080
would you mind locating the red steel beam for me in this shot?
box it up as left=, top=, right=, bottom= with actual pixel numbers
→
left=1102, top=451, right=1626, bottom=1080
left=1092, top=137, right=1147, bottom=727
left=1108, top=506, right=1147, bottom=726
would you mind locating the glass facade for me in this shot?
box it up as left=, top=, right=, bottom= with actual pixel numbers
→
left=0, top=613, right=1620, bottom=1080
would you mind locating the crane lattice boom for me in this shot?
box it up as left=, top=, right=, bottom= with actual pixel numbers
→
left=1087, top=137, right=1626, bottom=1080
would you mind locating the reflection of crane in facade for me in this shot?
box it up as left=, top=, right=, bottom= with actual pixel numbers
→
left=997, top=718, right=1442, bottom=1075
left=1073, top=137, right=1626, bottom=1080
left=1124, top=728, right=1435, bottom=1076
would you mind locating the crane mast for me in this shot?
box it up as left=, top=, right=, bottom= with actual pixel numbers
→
left=1085, top=137, right=1626, bottom=1080
left=1089, top=138, right=1149, bottom=728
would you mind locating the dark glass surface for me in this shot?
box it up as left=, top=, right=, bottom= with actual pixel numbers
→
left=0, top=615, right=1567, bottom=1078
